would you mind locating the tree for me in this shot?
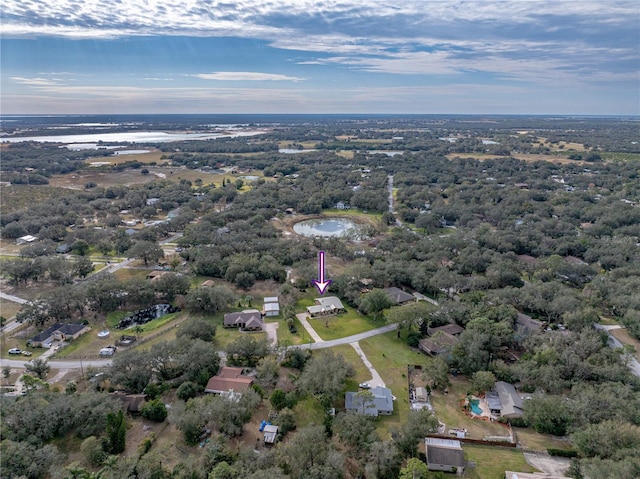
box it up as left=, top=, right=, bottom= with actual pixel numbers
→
left=524, top=395, right=571, bottom=436
left=2, top=366, right=11, bottom=379
left=270, top=389, right=287, bottom=411
left=255, top=356, right=280, bottom=389
left=81, top=436, right=106, bottom=467
left=176, top=317, right=216, bottom=342
left=334, top=412, right=377, bottom=457
left=296, top=350, right=354, bottom=401
left=277, top=425, right=344, bottom=479
left=399, top=457, right=429, bottom=479
left=176, top=381, right=201, bottom=401
left=422, top=358, right=450, bottom=391
left=72, top=239, right=90, bottom=256
left=226, top=335, right=270, bottom=367
left=360, top=288, right=394, bottom=320
left=153, top=272, right=190, bottom=301
left=141, top=398, right=168, bottom=422
left=25, top=358, right=50, bottom=380
left=365, top=441, right=401, bottom=479
left=471, top=370, right=496, bottom=394
left=74, top=256, right=95, bottom=278
left=185, top=286, right=236, bottom=315
left=104, top=410, right=126, bottom=454
left=128, top=240, right=164, bottom=265
left=572, top=420, right=640, bottom=460
left=393, top=409, right=439, bottom=458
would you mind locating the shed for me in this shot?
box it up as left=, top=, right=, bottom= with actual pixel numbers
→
left=16, top=235, right=37, bottom=245
left=425, top=437, right=465, bottom=474
left=263, top=296, right=280, bottom=317
left=263, top=424, right=279, bottom=444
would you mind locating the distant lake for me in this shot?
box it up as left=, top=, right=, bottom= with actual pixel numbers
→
left=366, top=150, right=403, bottom=156
left=279, top=148, right=317, bottom=154
left=293, top=218, right=363, bottom=238
left=2, top=129, right=266, bottom=144
left=238, top=175, right=260, bottom=181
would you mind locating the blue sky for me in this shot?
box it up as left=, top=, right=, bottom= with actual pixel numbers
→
left=1, top=1, right=638, bottom=115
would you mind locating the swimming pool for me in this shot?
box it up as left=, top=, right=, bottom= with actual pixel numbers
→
left=470, top=399, right=483, bottom=415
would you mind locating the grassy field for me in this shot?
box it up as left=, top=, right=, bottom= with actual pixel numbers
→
left=464, top=445, right=537, bottom=479
left=513, top=427, right=574, bottom=451
left=0, top=298, right=23, bottom=319
left=273, top=316, right=309, bottom=346
left=309, top=307, right=382, bottom=341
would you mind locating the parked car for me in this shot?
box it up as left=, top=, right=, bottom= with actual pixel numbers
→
left=359, top=382, right=371, bottom=389
left=8, top=348, right=22, bottom=355
left=22, top=351, right=32, bottom=356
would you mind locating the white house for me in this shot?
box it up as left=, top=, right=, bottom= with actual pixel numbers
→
left=16, top=235, right=37, bottom=245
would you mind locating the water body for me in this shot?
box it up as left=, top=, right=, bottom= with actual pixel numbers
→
left=2, top=130, right=265, bottom=144
left=366, top=150, right=403, bottom=156
left=238, top=175, right=260, bottom=181
left=278, top=148, right=317, bottom=154
left=293, top=218, right=362, bottom=238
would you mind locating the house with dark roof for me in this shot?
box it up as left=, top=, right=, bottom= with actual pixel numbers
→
left=204, top=366, right=254, bottom=395
left=307, top=296, right=345, bottom=317
left=428, top=324, right=464, bottom=337
left=55, top=243, right=72, bottom=254
left=28, top=323, right=89, bottom=348
left=383, top=287, right=415, bottom=305
left=110, top=391, right=147, bottom=414
left=345, top=386, right=394, bottom=417
left=223, top=310, right=264, bottom=331
left=425, top=437, right=465, bottom=474
left=485, top=381, right=524, bottom=419
left=418, top=331, right=458, bottom=357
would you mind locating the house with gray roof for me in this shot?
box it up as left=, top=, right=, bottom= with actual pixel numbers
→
left=383, top=287, right=415, bottom=305
left=486, top=381, right=524, bottom=419
left=418, top=331, right=458, bottom=357
left=307, top=296, right=345, bottom=317
left=425, top=437, right=465, bottom=474
left=345, top=386, right=394, bottom=417
left=223, top=310, right=264, bottom=331
left=28, top=323, right=89, bottom=348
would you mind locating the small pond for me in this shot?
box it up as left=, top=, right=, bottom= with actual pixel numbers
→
left=293, top=218, right=365, bottom=238
left=238, top=175, right=260, bottom=181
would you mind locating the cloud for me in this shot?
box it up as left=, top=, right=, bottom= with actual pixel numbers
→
left=193, top=72, right=304, bottom=82
left=10, top=76, right=60, bottom=86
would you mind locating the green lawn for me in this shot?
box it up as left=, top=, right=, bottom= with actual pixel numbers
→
left=0, top=298, right=22, bottom=320
left=308, top=306, right=383, bottom=341
left=359, top=331, right=429, bottom=437
left=273, top=317, right=309, bottom=346
left=464, top=445, right=538, bottom=479
left=293, top=396, right=326, bottom=426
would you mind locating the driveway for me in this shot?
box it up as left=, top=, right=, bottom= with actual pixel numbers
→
left=350, top=341, right=386, bottom=388
left=264, top=322, right=279, bottom=346
left=523, top=453, right=571, bottom=476
left=296, top=313, right=324, bottom=343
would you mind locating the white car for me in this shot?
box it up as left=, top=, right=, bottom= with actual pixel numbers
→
left=359, top=382, right=371, bottom=389
left=8, top=348, right=22, bottom=355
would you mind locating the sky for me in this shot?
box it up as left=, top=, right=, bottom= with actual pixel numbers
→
left=1, top=1, right=639, bottom=115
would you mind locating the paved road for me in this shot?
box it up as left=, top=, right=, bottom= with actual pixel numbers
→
left=299, top=323, right=399, bottom=350
left=0, top=323, right=399, bottom=369
left=0, top=292, right=27, bottom=304
left=594, top=323, right=640, bottom=378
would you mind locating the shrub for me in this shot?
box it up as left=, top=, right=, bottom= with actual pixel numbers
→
left=547, top=448, right=578, bottom=458
left=141, top=399, right=168, bottom=422
left=176, top=381, right=201, bottom=401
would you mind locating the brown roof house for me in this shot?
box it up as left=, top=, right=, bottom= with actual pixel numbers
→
left=419, top=331, right=458, bottom=357
left=428, top=324, right=464, bottom=337
left=110, top=391, right=147, bottom=414
left=425, top=437, right=465, bottom=474
left=205, top=366, right=254, bottom=396
left=383, top=287, right=415, bottom=305
left=223, top=310, right=264, bottom=331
